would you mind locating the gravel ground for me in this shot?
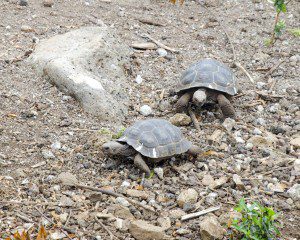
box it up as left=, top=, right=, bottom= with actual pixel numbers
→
left=0, top=0, right=299, bottom=239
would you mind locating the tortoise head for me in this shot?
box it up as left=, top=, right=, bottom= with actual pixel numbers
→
left=102, top=141, right=135, bottom=156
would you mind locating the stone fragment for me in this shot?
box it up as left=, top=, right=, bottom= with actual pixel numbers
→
left=126, top=189, right=149, bottom=200
left=232, top=174, right=245, bottom=190
left=177, top=188, right=198, bottom=208
left=129, top=220, right=170, bottom=240
left=57, top=172, right=78, bottom=186
left=199, top=215, right=225, bottom=240
left=170, top=113, right=192, bottom=126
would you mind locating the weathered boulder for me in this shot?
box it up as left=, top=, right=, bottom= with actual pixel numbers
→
left=28, top=26, right=129, bottom=122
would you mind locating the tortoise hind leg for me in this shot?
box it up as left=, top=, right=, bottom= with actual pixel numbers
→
left=134, top=153, right=151, bottom=177
left=217, top=94, right=236, bottom=119
left=174, top=92, right=193, bottom=109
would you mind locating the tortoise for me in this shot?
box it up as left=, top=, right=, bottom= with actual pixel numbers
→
left=174, top=58, right=238, bottom=118
left=102, top=119, right=201, bottom=176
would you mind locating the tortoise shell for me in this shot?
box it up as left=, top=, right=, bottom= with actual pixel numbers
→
left=176, top=58, right=238, bottom=95
left=118, top=119, right=192, bottom=158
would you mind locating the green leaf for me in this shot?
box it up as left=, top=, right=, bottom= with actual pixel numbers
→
left=287, top=28, right=300, bottom=37
left=112, top=127, right=126, bottom=139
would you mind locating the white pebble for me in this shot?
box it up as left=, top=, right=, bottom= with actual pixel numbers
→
left=135, top=75, right=143, bottom=84
left=121, top=181, right=130, bottom=188
left=253, top=128, right=262, bottom=135
left=51, top=141, right=61, bottom=150
left=157, top=48, right=168, bottom=57
left=140, top=105, right=152, bottom=116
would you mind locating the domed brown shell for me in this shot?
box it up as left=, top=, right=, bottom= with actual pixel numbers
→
left=118, top=119, right=192, bottom=158
left=177, top=58, right=238, bottom=95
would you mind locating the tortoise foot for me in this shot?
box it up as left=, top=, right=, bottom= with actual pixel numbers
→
left=217, top=94, right=236, bottom=119
left=134, top=153, right=151, bottom=177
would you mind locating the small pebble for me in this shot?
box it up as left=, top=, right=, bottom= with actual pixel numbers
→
left=135, top=75, right=143, bottom=84
left=157, top=48, right=168, bottom=57
left=140, top=105, right=152, bottom=116
left=19, top=0, right=28, bottom=6
left=43, top=0, right=54, bottom=7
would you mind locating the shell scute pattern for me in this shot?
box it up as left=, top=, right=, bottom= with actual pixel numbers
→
left=177, top=58, right=237, bottom=96
left=118, top=119, right=192, bottom=158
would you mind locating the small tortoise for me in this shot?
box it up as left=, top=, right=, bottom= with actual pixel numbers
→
left=102, top=119, right=201, bottom=176
left=175, top=58, right=238, bottom=118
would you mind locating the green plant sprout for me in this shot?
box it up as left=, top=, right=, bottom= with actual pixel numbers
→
left=266, top=0, right=291, bottom=46
left=229, top=198, right=281, bottom=240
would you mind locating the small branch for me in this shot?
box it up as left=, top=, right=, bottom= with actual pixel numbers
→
left=95, top=216, right=119, bottom=240
left=15, top=212, right=34, bottom=223
left=141, top=33, right=180, bottom=53
left=137, top=18, right=165, bottom=27
left=34, top=207, right=75, bottom=238
left=75, top=184, right=156, bottom=213
left=234, top=62, right=255, bottom=84
left=262, top=59, right=285, bottom=79
left=181, top=206, right=221, bottom=221
left=270, top=11, right=281, bottom=45
left=188, top=104, right=201, bottom=132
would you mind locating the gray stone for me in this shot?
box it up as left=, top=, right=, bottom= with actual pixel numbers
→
left=57, top=172, right=78, bottom=186
left=41, top=150, right=55, bottom=159
left=59, top=196, right=74, bottom=207
left=205, top=192, right=218, bottom=205
left=287, top=184, right=300, bottom=200
left=157, top=48, right=168, bottom=57
left=129, top=220, right=170, bottom=240
left=19, top=0, right=28, bottom=6
left=28, top=26, right=129, bottom=122
left=290, top=137, right=300, bottom=149
left=116, top=197, right=130, bottom=207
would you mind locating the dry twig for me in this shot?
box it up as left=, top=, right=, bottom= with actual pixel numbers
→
left=95, top=216, right=119, bottom=240
left=75, top=184, right=156, bottom=213
left=181, top=206, right=220, bottom=221
left=141, top=33, right=180, bottom=53
left=34, top=207, right=75, bottom=237
left=263, top=59, right=285, bottom=79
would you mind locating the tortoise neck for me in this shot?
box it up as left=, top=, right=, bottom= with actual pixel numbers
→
left=119, top=144, right=136, bottom=156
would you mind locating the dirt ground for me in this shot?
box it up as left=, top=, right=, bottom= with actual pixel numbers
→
left=0, top=0, right=299, bottom=239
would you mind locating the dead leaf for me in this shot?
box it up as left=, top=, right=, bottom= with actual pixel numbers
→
left=36, top=225, right=47, bottom=240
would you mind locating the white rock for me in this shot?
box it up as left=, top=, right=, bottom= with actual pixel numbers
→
left=157, top=48, right=168, bottom=57
left=121, top=181, right=130, bottom=187
left=135, top=75, right=143, bottom=84
left=28, top=26, right=129, bottom=122
left=222, top=118, right=236, bottom=131
left=116, top=197, right=130, bottom=207
left=51, top=141, right=61, bottom=150
left=245, top=142, right=253, bottom=150
left=293, top=159, right=300, bottom=176
left=154, top=167, right=164, bottom=180
left=140, top=105, right=152, bottom=116
left=235, top=137, right=245, bottom=144
left=256, top=81, right=265, bottom=89
left=41, top=150, right=55, bottom=159
left=257, top=105, right=264, bottom=112
left=253, top=128, right=262, bottom=135
left=50, top=232, right=66, bottom=240
left=255, top=118, right=266, bottom=125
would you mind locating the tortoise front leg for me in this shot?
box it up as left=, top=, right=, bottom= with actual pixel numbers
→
left=187, top=145, right=202, bottom=157
left=174, top=92, right=193, bottom=109
left=134, top=153, right=151, bottom=177
left=217, top=94, right=236, bottom=119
